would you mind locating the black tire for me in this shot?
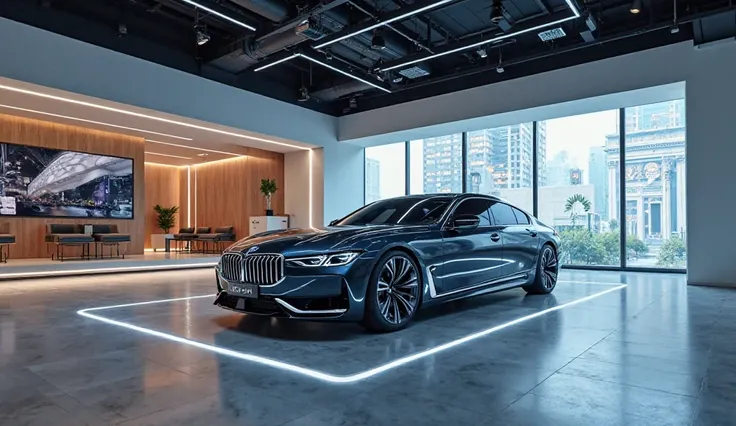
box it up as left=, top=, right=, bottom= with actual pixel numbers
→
left=362, top=250, right=422, bottom=332
left=523, top=244, right=558, bottom=295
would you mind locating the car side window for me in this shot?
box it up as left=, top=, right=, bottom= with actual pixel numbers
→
left=512, top=207, right=531, bottom=225
left=453, top=199, right=492, bottom=227
left=489, top=202, right=518, bottom=226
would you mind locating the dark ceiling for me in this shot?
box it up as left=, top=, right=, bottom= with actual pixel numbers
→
left=1, top=0, right=734, bottom=116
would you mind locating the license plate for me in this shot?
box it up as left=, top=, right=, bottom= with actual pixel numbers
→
left=229, top=283, right=258, bottom=299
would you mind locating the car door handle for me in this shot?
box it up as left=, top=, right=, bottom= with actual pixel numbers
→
left=490, top=233, right=501, bottom=242
left=526, top=228, right=538, bottom=237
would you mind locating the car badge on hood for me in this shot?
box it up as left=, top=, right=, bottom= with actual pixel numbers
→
left=246, top=246, right=259, bottom=255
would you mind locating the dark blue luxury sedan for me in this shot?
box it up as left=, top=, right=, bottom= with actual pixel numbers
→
left=214, top=194, right=560, bottom=332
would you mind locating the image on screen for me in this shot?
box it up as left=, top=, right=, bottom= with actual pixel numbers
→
left=0, top=142, right=134, bottom=219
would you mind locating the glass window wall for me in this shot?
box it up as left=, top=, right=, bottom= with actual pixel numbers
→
left=365, top=142, right=406, bottom=203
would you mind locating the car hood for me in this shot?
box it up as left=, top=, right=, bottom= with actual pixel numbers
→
left=226, top=225, right=410, bottom=256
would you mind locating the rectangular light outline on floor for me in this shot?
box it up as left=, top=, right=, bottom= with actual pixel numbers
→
left=382, top=0, right=581, bottom=72
left=253, top=54, right=391, bottom=93
left=177, top=0, right=256, bottom=31
left=77, top=281, right=626, bottom=384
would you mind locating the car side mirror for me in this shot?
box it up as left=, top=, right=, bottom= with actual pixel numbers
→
left=328, top=219, right=339, bottom=226
left=450, top=214, right=481, bottom=231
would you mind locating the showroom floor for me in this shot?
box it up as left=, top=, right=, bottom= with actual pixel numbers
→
left=1, top=269, right=735, bottom=426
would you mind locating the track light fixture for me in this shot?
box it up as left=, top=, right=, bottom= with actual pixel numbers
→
left=195, top=25, right=210, bottom=46
left=118, top=23, right=128, bottom=38
left=490, top=0, right=504, bottom=24
left=298, top=86, right=310, bottom=102
left=629, top=0, right=642, bottom=14
left=371, top=29, right=386, bottom=50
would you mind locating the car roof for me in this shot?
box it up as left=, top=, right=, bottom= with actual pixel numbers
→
left=391, top=193, right=503, bottom=201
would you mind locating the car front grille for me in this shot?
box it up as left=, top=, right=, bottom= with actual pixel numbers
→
left=219, top=253, right=284, bottom=285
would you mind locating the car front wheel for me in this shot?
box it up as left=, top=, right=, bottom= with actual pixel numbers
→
left=362, top=250, right=421, bottom=332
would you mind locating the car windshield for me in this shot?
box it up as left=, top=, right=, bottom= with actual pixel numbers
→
left=336, top=196, right=454, bottom=226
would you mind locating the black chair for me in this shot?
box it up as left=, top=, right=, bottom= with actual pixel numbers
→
left=173, top=227, right=196, bottom=252
left=0, top=223, right=15, bottom=263
left=91, top=224, right=131, bottom=258
left=196, top=226, right=235, bottom=253
left=192, top=227, right=212, bottom=253
left=45, top=224, right=94, bottom=261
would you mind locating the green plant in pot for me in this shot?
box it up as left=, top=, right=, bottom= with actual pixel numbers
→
left=260, top=178, right=277, bottom=216
left=153, top=205, right=179, bottom=234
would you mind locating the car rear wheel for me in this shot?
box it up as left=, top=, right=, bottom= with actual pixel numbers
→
left=362, top=250, right=421, bottom=332
left=523, top=244, right=558, bottom=294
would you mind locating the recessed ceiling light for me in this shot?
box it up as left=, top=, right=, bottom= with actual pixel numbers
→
left=146, top=140, right=242, bottom=157
left=145, top=152, right=193, bottom=160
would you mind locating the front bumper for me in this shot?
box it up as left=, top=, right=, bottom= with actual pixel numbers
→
left=213, top=264, right=370, bottom=321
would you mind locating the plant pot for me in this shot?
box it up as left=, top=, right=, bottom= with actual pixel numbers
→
left=266, top=209, right=274, bottom=216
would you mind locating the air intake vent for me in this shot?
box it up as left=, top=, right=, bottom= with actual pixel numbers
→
left=538, top=28, right=566, bottom=42
left=397, top=63, right=430, bottom=79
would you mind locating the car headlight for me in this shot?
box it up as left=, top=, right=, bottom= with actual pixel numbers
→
left=287, top=251, right=361, bottom=267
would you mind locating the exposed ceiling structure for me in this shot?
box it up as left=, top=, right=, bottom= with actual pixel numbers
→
left=1, top=0, right=735, bottom=115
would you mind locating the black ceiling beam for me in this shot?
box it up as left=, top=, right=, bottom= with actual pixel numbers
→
left=255, top=0, right=353, bottom=41
left=311, top=0, right=465, bottom=48
left=378, top=8, right=576, bottom=71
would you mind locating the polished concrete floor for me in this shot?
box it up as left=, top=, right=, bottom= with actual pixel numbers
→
left=1, top=269, right=735, bottom=425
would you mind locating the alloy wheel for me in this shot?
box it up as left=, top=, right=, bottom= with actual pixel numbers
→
left=376, top=256, right=419, bottom=324
left=540, top=247, right=558, bottom=290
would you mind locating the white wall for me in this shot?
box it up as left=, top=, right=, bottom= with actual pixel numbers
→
left=322, top=142, right=365, bottom=224
left=685, top=46, right=736, bottom=286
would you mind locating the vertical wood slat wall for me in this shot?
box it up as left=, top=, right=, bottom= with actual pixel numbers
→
left=145, top=151, right=284, bottom=246
left=0, top=113, right=146, bottom=258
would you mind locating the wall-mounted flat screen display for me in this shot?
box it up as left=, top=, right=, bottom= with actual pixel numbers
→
left=0, top=142, right=134, bottom=219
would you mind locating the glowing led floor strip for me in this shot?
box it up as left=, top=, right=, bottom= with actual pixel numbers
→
left=77, top=282, right=626, bottom=383
left=0, top=262, right=217, bottom=279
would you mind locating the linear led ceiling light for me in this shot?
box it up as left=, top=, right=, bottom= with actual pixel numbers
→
left=145, top=152, right=193, bottom=160
left=313, top=0, right=457, bottom=49
left=254, top=54, right=390, bottom=93
left=177, top=0, right=256, bottom=31
left=0, top=84, right=309, bottom=151
left=382, top=0, right=581, bottom=72
left=253, top=53, right=299, bottom=72
left=0, top=104, right=193, bottom=140
left=77, top=282, right=625, bottom=383
left=146, top=139, right=244, bottom=157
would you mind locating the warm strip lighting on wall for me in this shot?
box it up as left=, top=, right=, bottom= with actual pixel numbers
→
left=0, top=84, right=311, bottom=151
left=0, top=103, right=192, bottom=140
left=187, top=166, right=192, bottom=228
left=145, top=152, right=193, bottom=160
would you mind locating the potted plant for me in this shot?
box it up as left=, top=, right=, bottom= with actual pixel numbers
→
left=151, top=205, right=179, bottom=251
left=260, top=178, right=277, bottom=216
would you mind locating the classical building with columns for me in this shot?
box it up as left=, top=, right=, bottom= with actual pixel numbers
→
left=605, top=100, right=686, bottom=242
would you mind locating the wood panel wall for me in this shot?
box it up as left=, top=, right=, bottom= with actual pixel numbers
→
left=144, top=163, right=180, bottom=248
left=193, top=150, right=284, bottom=240
left=0, top=114, right=145, bottom=258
